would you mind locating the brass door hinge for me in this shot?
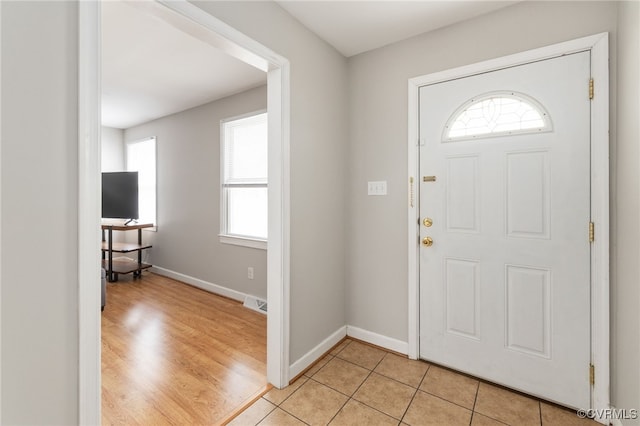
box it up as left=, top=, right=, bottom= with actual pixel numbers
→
left=589, top=78, right=594, bottom=100
left=589, top=222, right=595, bottom=242
left=589, top=363, right=595, bottom=386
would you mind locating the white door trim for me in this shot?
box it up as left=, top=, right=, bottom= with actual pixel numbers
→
left=0, top=1, right=4, bottom=420
left=78, top=1, right=291, bottom=423
left=407, top=33, right=609, bottom=415
left=78, top=3, right=101, bottom=423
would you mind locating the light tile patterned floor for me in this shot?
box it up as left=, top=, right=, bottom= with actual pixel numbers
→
left=228, top=338, right=598, bottom=426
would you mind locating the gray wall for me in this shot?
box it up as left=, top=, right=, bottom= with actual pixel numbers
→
left=1, top=1, right=79, bottom=424
left=1, top=1, right=637, bottom=423
left=613, top=0, right=640, bottom=418
left=347, top=0, right=639, bottom=417
left=193, top=1, right=350, bottom=363
left=101, top=127, right=124, bottom=172
left=0, top=0, right=349, bottom=421
left=124, top=86, right=269, bottom=299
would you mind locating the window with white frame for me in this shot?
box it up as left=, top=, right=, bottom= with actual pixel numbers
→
left=126, top=136, right=157, bottom=226
left=220, top=112, right=268, bottom=248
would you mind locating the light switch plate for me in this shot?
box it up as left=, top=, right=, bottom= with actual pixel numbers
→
left=368, top=181, right=387, bottom=196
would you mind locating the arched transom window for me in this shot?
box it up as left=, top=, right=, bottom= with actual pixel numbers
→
left=443, top=91, right=552, bottom=142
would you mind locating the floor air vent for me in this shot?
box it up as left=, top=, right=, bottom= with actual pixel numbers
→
left=243, top=296, right=267, bottom=315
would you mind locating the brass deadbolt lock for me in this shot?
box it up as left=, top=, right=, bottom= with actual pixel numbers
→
left=423, top=217, right=433, bottom=227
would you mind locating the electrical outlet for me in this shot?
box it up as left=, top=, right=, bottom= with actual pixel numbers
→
left=248, top=267, right=254, bottom=280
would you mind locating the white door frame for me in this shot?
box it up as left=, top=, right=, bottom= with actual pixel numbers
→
left=78, top=1, right=291, bottom=423
left=0, top=1, right=3, bottom=421
left=407, top=33, right=609, bottom=415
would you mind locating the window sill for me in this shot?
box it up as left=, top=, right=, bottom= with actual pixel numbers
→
left=219, top=235, right=267, bottom=250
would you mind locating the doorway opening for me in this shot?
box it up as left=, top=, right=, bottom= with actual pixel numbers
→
left=78, top=1, right=291, bottom=422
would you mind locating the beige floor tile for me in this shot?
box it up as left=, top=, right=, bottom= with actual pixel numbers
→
left=305, top=354, right=333, bottom=377
left=330, top=338, right=352, bottom=356
left=228, top=398, right=276, bottom=426
left=336, top=340, right=386, bottom=370
left=541, top=402, right=600, bottom=425
left=258, top=407, right=306, bottom=425
left=374, top=353, right=429, bottom=388
left=471, top=412, right=508, bottom=425
left=231, top=338, right=573, bottom=426
left=403, top=390, right=472, bottom=426
left=280, top=380, right=349, bottom=425
left=263, top=376, right=308, bottom=405
left=353, top=373, right=416, bottom=419
left=419, top=365, right=478, bottom=409
left=474, top=383, right=540, bottom=426
left=313, top=357, right=370, bottom=396
left=330, top=399, right=399, bottom=426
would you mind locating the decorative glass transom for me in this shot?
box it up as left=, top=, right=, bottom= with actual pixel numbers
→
left=443, top=91, right=552, bottom=142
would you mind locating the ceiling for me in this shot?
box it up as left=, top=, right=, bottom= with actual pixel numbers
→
left=276, top=1, right=518, bottom=57
left=102, top=1, right=518, bottom=130
left=101, top=1, right=267, bottom=129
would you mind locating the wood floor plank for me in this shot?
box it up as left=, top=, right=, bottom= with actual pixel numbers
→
left=102, top=272, right=267, bottom=425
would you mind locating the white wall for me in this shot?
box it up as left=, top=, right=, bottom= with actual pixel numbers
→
left=101, top=126, right=124, bottom=172
left=192, top=1, right=349, bottom=363
left=124, top=86, right=269, bottom=299
left=347, top=0, right=639, bottom=419
left=1, top=1, right=79, bottom=423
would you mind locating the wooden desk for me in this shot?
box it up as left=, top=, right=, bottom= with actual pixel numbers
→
left=101, top=223, right=153, bottom=282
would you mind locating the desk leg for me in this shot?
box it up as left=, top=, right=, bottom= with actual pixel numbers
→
left=108, top=227, right=115, bottom=282
left=134, top=228, right=142, bottom=278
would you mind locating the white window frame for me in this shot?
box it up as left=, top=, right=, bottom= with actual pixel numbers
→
left=220, top=110, right=268, bottom=250
left=125, top=136, right=157, bottom=228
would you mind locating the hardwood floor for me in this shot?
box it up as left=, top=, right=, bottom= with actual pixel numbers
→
left=101, top=272, right=267, bottom=425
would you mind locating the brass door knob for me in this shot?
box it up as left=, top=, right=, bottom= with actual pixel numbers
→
left=422, top=237, right=434, bottom=247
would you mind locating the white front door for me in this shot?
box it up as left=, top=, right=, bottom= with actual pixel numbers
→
left=419, top=51, right=591, bottom=408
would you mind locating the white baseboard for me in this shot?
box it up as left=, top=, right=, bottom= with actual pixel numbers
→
left=287, top=325, right=409, bottom=381
left=150, top=266, right=247, bottom=303
left=346, top=325, right=408, bottom=355
left=289, top=326, right=347, bottom=379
